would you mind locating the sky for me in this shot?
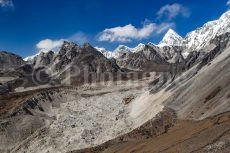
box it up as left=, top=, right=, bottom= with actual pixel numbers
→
left=0, top=0, right=229, bottom=58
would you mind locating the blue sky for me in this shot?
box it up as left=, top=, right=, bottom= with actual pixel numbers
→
left=0, top=0, right=229, bottom=58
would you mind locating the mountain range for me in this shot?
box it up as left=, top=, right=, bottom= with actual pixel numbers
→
left=0, top=9, right=230, bottom=153
left=92, top=10, right=230, bottom=59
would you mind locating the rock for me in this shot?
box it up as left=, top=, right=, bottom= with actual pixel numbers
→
left=32, top=51, right=55, bottom=68
left=115, top=44, right=168, bottom=71
left=0, top=84, right=9, bottom=94
left=0, top=51, right=25, bottom=71
left=122, top=95, right=135, bottom=105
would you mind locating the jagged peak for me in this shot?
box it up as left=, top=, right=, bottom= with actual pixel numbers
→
left=83, top=42, right=91, bottom=47
left=82, top=43, right=95, bottom=50
left=166, top=29, right=179, bottom=36
left=24, top=50, right=55, bottom=61
left=95, top=47, right=115, bottom=58
left=62, top=41, right=78, bottom=48
left=116, top=45, right=130, bottom=49
left=114, top=45, right=131, bottom=52
left=136, top=43, right=145, bottom=47
left=131, top=43, right=145, bottom=52
left=163, top=29, right=183, bottom=40
left=95, top=46, right=106, bottom=51
left=158, top=29, right=184, bottom=47
left=147, top=42, right=157, bottom=46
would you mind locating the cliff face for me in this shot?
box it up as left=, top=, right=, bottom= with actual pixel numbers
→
left=0, top=51, right=25, bottom=71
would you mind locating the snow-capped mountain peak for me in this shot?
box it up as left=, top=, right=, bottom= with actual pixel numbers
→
left=185, top=10, right=230, bottom=51
left=132, top=43, right=145, bottom=52
left=96, top=44, right=147, bottom=59
left=95, top=47, right=114, bottom=59
left=24, top=54, right=39, bottom=61
left=147, top=42, right=157, bottom=46
left=114, top=43, right=147, bottom=53
left=158, top=29, right=184, bottom=47
left=114, top=45, right=131, bottom=53
left=156, top=10, right=230, bottom=54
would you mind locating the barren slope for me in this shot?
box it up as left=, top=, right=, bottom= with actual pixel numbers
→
left=75, top=111, right=230, bottom=153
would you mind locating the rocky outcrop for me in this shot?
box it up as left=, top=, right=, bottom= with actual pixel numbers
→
left=30, top=42, right=125, bottom=85
left=31, top=51, right=55, bottom=68
left=197, top=32, right=230, bottom=71
left=0, top=51, right=25, bottom=71
left=115, top=44, right=169, bottom=71
left=0, top=84, right=9, bottom=94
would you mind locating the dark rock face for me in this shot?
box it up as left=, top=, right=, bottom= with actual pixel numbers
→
left=0, top=42, right=125, bottom=89
left=52, top=42, right=106, bottom=72
left=197, top=32, right=230, bottom=71
left=0, top=85, right=9, bottom=94
left=160, top=46, right=185, bottom=63
left=170, top=32, right=230, bottom=76
left=183, top=51, right=201, bottom=70
left=0, top=51, right=25, bottom=71
left=31, top=51, right=55, bottom=68
left=31, top=42, right=124, bottom=85
left=116, top=45, right=169, bottom=71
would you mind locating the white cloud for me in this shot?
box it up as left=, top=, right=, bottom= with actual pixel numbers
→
left=36, top=39, right=65, bottom=53
left=227, top=0, right=230, bottom=6
left=0, top=0, right=13, bottom=8
left=97, top=3, right=185, bottom=43
left=157, top=3, right=190, bottom=20
left=35, top=32, right=89, bottom=53
left=98, top=23, right=156, bottom=42
left=98, top=22, right=174, bottom=43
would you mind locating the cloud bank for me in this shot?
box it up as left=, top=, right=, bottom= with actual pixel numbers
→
left=36, top=39, right=65, bottom=53
left=98, top=22, right=174, bottom=43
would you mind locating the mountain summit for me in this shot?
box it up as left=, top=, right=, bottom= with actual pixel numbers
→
left=158, top=29, right=184, bottom=47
